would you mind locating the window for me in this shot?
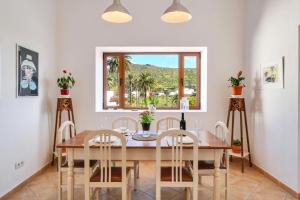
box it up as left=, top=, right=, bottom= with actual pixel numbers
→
left=102, top=52, right=201, bottom=110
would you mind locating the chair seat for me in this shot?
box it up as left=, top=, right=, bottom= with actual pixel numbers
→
left=61, top=160, right=97, bottom=168
left=197, top=160, right=227, bottom=170
left=161, top=167, right=193, bottom=182
left=90, top=167, right=131, bottom=182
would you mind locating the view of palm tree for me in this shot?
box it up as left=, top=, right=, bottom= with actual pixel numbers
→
left=105, top=54, right=198, bottom=109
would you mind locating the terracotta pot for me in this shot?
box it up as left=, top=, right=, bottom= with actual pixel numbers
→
left=141, top=123, right=151, bottom=131
left=232, top=145, right=241, bottom=153
left=231, top=86, right=243, bottom=95
left=60, top=89, right=70, bottom=95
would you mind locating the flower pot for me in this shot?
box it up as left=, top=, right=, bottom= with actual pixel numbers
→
left=141, top=123, right=151, bottom=131
left=232, top=145, right=241, bottom=153
left=148, top=104, right=156, bottom=112
left=60, top=89, right=70, bottom=95
left=231, top=86, right=243, bottom=96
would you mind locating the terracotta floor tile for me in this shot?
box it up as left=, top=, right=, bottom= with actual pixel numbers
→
left=2, top=161, right=296, bottom=200
left=285, top=194, right=298, bottom=200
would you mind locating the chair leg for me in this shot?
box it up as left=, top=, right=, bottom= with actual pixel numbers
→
left=95, top=188, right=100, bottom=200
left=127, top=173, right=132, bottom=199
left=225, top=173, right=228, bottom=200
left=58, top=171, right=62, bottom=200
left=85, top=186, right=90, bottom=200
left=156, top=184, right=161, bottom=200
left=133, top=161, right=138, bottom=191
left=192, top=187, right=198, bottom=200
left=122, top=186, right=127, bottom=200
left=186, top=188, right=191, bottom=200
left=136, top=161, right=140, bottom=178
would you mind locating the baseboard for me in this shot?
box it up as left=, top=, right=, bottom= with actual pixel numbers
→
left=252, top=163, right=300, bottom=199
left=0, top=162, right=52, bottom=199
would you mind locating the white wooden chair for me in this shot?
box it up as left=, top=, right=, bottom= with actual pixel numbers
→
left=156, top=130, right=198, bottom=200
left=196, top=121, right=230, bottom=199
left=56, top=121, right=97, bottom=200
left=156, top=117, right=180, bottom=132
left=112, top=117, right=139, bottom=190
left=112, top=117, right=138, bottom=133
left=84, top=130, right=132, bottom=200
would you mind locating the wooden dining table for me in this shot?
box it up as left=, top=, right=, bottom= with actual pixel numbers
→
left=57, top=130, right=231, bottom=200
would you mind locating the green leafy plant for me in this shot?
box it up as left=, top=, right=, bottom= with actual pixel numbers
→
left=232, top=139, right=241, bottom=146
left=228, top=71, right=245, bottom=87
left=57, top=70, right=75, bottom=89
left=138, top=111, right=154, bottom=124
left=144, top=92, right=160, bottom=106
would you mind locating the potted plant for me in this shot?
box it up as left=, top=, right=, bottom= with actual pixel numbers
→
left=139, top=111, right=154, bottom=131
left=57, top=70, right=75, bottom=96
left=228, top=70, right=245, bottom=95
left=144, top=92, right=160, bottom=112
left=232, top=139, right=242, bottom=153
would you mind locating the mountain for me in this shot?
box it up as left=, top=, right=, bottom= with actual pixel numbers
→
left=127, top=64, right=197, bottom=90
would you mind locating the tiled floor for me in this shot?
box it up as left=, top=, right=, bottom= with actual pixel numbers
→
left=2, top=160, right=297, bottom=200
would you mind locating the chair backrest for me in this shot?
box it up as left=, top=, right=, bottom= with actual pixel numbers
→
left=55, top=121, right=75, bottom=156
left=112, top=117, right=138, bottom=132
left=84, top=130, right=127, bottom=184
left=156, top=117, right=180, bottom=132
left=58, top=121, right=76, bottom=143
left=214, top=121, right=230, bottom=144
left=156, top=130, right=198, bottom=183
left=214, top=121, right=230, bottom=169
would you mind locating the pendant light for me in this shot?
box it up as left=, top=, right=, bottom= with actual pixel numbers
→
left=161, top=0, right=192, bottom=23
left=102, top=0, right=133, bottom=23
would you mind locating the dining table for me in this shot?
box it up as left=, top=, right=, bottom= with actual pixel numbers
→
left=57, top=129, right=231, bottom=200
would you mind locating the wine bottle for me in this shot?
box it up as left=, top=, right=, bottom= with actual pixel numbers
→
left=180, top=113, right=186, bottom=130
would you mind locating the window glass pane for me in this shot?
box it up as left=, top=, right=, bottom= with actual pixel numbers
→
left=184, top=56, right=198, bottom=107
left=105, top=56, right=119, bottom=107
left=124, top=54, right=179, bottom=108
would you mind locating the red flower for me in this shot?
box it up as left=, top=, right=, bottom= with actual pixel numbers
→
left=63, top=70, right=67, bottom=73
left=237, top=71, right=243, bottom=78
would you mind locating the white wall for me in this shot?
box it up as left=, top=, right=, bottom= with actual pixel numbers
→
left=57, top=0, right=246, bottom=132
left=245, top=0, right=300, bottom=192
left=0, top=0, right=57, bottom=197
left=298, top=26, right=300, bottom=193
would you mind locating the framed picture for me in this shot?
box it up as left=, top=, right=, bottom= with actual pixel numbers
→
left=261, top=57, right=284, bottom=89
left=17, top=45, right=39, bottom=96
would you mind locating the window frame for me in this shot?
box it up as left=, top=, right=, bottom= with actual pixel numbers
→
left=103, top=52, right=201, bottom=110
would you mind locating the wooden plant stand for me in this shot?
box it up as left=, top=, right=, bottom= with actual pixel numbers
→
left=226, top=97, right=252, bottom=173
left=51, top=97, right=76, bottom=165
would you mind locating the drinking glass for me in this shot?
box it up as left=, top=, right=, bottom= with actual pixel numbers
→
left=142, top=130, right=150, bottom=138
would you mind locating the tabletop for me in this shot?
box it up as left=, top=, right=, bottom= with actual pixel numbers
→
left=57, top=130, right=231, bottom=149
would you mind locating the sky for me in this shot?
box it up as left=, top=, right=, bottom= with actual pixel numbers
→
left=128, top=54, right=196, bottom=68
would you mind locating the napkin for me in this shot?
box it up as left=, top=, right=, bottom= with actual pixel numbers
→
left=93, top=136, right=118, bottom=143
left=178, top=136, right=194, bottom=144
left=113, top=128, right=129, bottom=134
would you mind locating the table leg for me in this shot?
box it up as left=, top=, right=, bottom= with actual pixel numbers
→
left=67, top=148, right=74, bottom=200
left=213, top=149, right=222, bottom=200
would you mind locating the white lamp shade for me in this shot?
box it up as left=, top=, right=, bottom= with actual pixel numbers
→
left=102, top=0, right=133, bottom=23
left=161, top=0, right=192, bottom=23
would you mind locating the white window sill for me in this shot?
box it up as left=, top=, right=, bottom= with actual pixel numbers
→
left=96, top=109, right=207, bottom=113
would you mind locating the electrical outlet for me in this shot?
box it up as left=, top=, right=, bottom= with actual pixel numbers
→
left=14, top=161, right=24, bottom=170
